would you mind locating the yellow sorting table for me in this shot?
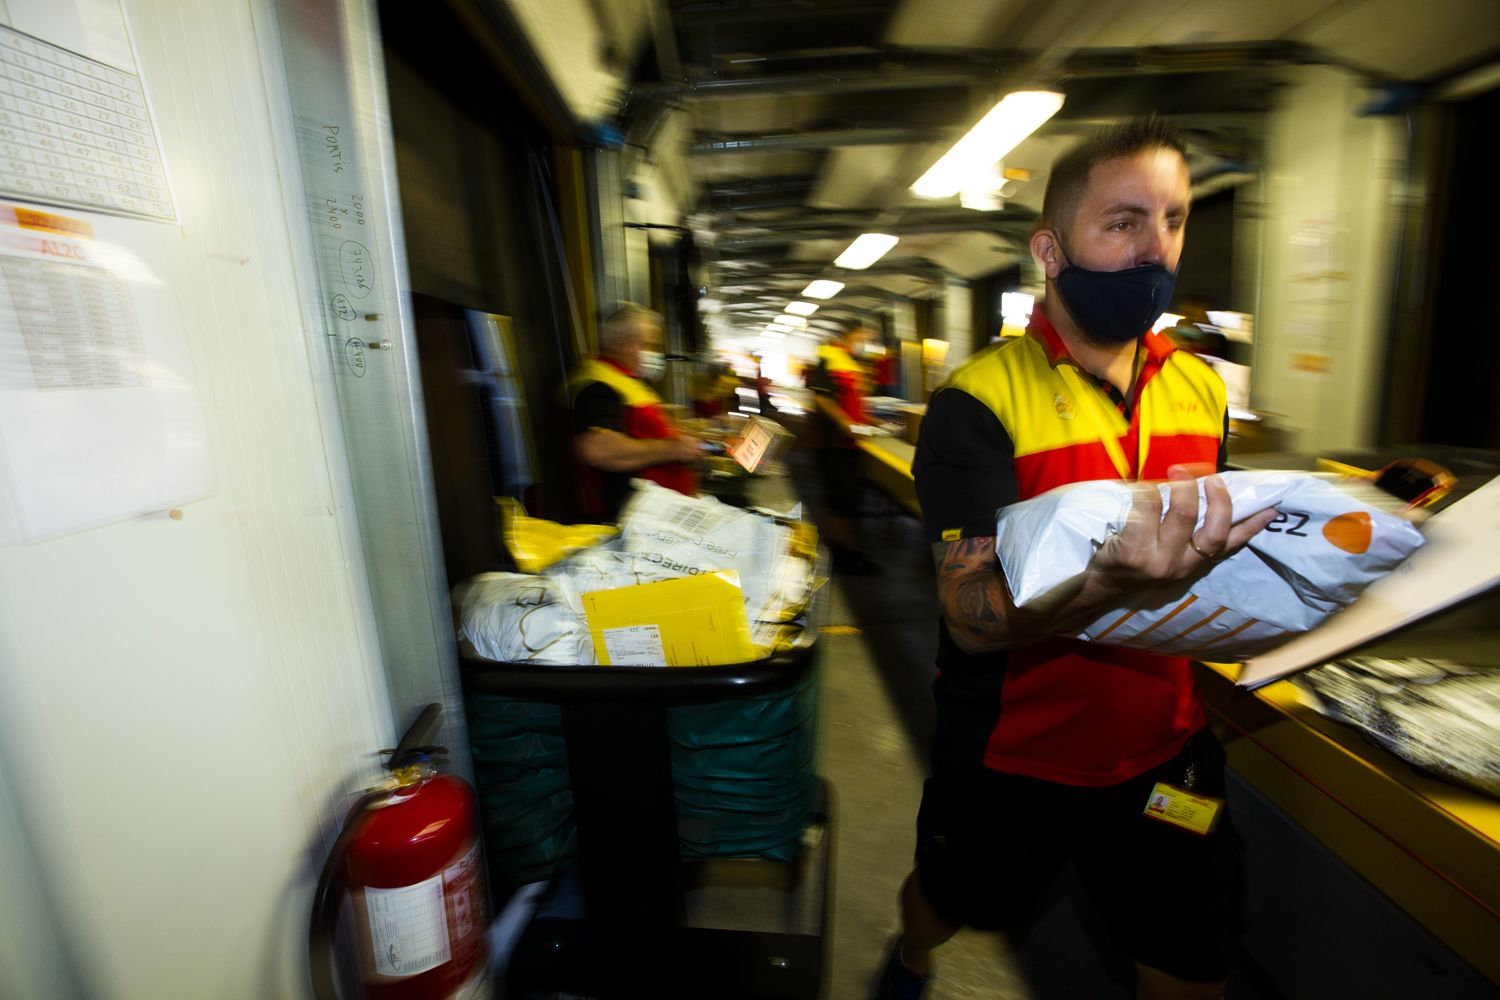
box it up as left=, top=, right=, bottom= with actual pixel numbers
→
left=1197, top=659, right=1500, bottom=985
left=856, top=437, right=921, bottom=518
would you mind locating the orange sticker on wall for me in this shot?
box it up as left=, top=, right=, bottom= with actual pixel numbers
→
left=1323, top=511, right=1372, bottom=554
left=5, top=206, right=93, bottom=240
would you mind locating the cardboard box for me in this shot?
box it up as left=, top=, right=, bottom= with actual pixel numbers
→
left=902, top=404, right=926, bottom=446
left=727, top=415, right=794, bottom=473
left=582, top=571, right=758, bottom=667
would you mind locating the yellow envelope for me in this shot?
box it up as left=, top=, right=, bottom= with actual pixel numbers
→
left=582, top=571, right=757, bottom=667
left=497, top=497, right=617, bottom=573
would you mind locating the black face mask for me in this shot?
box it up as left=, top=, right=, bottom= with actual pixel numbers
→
left=1053, top=240, right=1177, bottom=345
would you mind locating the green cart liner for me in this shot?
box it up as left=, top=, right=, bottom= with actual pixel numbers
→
left=465, top=664, right=820, bottom=888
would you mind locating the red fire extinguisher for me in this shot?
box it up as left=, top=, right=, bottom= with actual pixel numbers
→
left=310, top=704, right=490, bottom=999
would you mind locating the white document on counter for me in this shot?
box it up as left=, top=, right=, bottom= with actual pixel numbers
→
left=1237, top=474, right=1500, bottom=690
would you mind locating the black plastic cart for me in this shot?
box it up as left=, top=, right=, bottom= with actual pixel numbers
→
left=459, top=636, right=834, bottom=1000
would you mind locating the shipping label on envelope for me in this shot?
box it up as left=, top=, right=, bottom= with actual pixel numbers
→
left=583, top=571, right=757, bottom=666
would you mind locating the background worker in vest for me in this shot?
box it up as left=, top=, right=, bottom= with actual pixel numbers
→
left=877, top=119, right=1279, bottom=1000
left=807, top=321, right=887, bottom=574
left=570, top=303, right=702, bottom=521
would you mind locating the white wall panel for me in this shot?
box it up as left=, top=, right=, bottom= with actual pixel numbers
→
left=942, top=279, right=974, bottom=369
left=1253, top=64, right=1402, bottom=454
left=0, top=1, right=393, bottom=997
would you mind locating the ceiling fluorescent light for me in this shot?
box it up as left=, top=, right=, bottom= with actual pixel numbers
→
left=834, top=233, right=898, bottom=270
left=911, top=90, right=1064, bottom=199
left=777, top=315, right=808, bottom=328
left=761, top=330, right=786, bottom=339
left=785, top=301, right=819, bottom=316
left=801, top=279, right=845, bottom=299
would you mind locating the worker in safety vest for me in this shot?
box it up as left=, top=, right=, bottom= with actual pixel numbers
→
left=877, top=117, right=1279, bottom=1000
left=569, top=304, right=701, bottom=521
left=807, top=321, right=888, bottom=573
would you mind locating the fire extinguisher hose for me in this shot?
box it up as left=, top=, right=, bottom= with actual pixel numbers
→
left=308, top=786, right=385, bottom=1000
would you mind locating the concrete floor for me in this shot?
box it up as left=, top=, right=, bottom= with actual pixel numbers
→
left=817, top=580, right=1034, bottom=1000
left=811, top=474, right=1144, bottom=1000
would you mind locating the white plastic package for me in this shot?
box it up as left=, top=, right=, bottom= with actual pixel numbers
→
left=1295, top=656, right=1500, bottom=799
left=455, top=572, right=595, bottom=665
left=542, top=547, right=682, bottom=599
left=616, top=480, right=811, bottom=625
left=995, top=471, right=1426, bottom=660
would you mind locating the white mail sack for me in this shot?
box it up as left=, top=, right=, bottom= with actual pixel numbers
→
left=995, top=471, right=1426, bottom=661
left=543, top=547, right=683, bottom=599
left=455, top=573, right=595, bottom=665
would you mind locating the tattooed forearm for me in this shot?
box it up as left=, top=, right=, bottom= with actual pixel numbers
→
left=950, top=577, right=1006, bottom=645
left=933, top=537, right=1014, bottom=652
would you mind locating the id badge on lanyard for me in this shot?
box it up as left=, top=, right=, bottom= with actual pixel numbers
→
left=1142, top=743, right=1224, bottom=836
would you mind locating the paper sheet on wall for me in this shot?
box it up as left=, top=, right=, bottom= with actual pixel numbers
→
left=0, top=202, right=212, bottom=542
left=0, top=0, right=176, bottom=222
left=1237, top=475, right=1500, bottom=689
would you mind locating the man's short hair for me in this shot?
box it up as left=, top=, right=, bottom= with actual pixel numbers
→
left=1040, top=117, right=1188, bottom=237
left=599, top=303, right=661, bottom=351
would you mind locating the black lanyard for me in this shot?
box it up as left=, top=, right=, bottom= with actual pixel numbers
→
left=1087, top=342, right=1143, bottom=422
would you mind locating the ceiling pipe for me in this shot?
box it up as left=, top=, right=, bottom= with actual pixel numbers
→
left=1060, top=42, right=1318, bottom=78
left=635, top=43, right=1313, bottom=102
left=713, top=206, right=1035, bottom=233
left=635, top=65, right=1018, bottom=101
left=689, top=101, right=1274, bottom=160
left=673, top=1, right=894, bottom=27
left=710, top=263, right=952, bottom=285
left=711, top=260, right=953, bottom=279
left=704, top=175, right=817, bottom=210
left=705, top=175, right=818, bottom=196
left=708, top=194, right=816, bottom=211
left=714, top=223, right=1029, bottom=250
left=692, top=127, right=947, bottom=154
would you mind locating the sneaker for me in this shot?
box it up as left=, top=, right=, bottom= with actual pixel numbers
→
left=873, top=937, right=929, bottom=1000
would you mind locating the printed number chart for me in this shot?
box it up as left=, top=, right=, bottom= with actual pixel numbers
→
left=0, top=24, right=174, bottom=221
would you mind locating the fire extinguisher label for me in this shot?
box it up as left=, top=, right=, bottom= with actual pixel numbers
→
left=444, top=843, right=483, bottom=944
left=365, top=873, right=452, bottom=977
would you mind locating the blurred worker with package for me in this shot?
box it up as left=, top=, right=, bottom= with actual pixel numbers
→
left=879, top=119, right=1280, bottom=1000
left=807, top=320, right=885, bottom=574
left=569, top=303, right=702, bottom=521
